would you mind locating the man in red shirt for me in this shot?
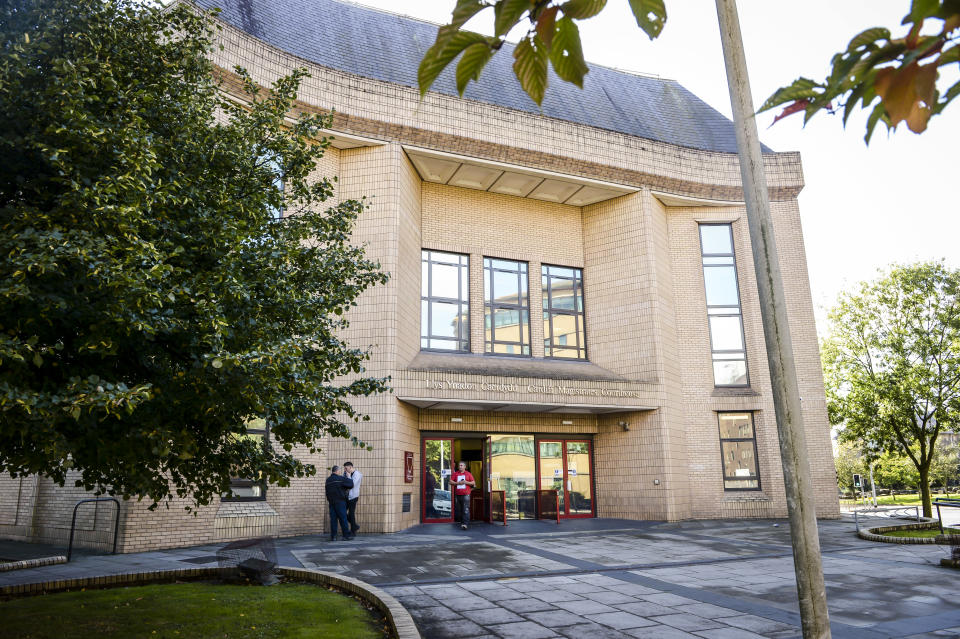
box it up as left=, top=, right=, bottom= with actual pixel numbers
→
left=452, top=461, right=475, bottom=530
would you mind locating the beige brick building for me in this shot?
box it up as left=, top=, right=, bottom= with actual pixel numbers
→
left=0, top=0, right=839, bottom=552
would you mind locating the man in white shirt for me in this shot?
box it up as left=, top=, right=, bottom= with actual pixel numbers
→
left=343, top=461, right=362, bottom=535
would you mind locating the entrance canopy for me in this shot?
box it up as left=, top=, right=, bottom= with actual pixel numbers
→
left=399, top=396, right=654, bottom=414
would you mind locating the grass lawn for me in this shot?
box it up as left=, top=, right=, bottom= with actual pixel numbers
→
left=1, top=582, right=389, bottom=639
left=879, top=527, right=960, bottom=539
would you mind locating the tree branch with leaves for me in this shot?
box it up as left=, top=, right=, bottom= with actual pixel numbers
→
left=761, top=0, right=960, bottom=142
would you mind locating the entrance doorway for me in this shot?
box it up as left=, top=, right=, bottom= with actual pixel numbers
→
left=421, top=437, right=485, bottom=523
left=421, top=434, right=594, bottom=522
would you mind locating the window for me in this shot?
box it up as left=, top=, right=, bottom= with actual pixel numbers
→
left=718, top=412, right=760, bottom=490
left=224, top=418, right=269, bottom=501
left=699, top=224, right=748, bottom=386
left=264, top=154, right=284, bottom=220
left=484, top=258, right=530, bottom=355
left=421, top=250, right=470, bottom=351
left=542, top=265, right=586, bottom=359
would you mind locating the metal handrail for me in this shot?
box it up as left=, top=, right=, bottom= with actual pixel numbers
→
left=67, top=498, right=120, bottom=561
left=933, top=499, right=960, bottom=535
left=853, top=505, right=920, bottom=532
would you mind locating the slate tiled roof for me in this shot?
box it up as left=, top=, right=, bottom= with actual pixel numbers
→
left=194, top=0, right=761, bottom=154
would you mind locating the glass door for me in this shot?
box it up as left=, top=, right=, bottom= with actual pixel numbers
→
left=489, top=435, right=536, bottom=519
left=538, top=440, right=566, bottom=515
left=564, top=440, right=593, bottom=517
left=537, top=439, right=594, bottom=518
left=422, top=438, right=454, bottom=522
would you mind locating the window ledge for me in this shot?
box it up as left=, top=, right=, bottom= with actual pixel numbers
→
left=408, top=351, right=629, bottom=382
left=712, top=387, right=760, bottom=397
left=216, top=500, right=278, bottom=519
left=722, top=493, right=772, bottom=503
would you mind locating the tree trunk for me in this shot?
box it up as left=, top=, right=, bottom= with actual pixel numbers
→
left=919, top=466, right=932, bottom=518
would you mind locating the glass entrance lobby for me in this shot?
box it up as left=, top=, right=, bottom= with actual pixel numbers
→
left=421, top=434, right=594, bottom=523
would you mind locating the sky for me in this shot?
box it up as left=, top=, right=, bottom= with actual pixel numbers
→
left=351, top=0, right=958, bottom=334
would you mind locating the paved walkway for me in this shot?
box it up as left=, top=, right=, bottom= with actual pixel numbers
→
left=2, top=516, right=959, bottom=639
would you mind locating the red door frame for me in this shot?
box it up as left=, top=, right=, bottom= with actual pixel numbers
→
left=535, top=438, right=595, bottom=519
left=421, top=437, right=455, bottom=523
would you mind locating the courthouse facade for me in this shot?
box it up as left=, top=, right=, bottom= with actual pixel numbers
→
left=0, top=0, right=840, bottom=552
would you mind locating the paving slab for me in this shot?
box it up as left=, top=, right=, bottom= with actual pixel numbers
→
left=4, top=516, right=959, bottom=639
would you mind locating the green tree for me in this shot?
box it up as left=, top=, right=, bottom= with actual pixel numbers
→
left=417, top=1, right=958, bottom=142
left=823, top=262, right=960, bottom=517
left=0, top=0, right=388, bottom=508
left=930, top=438, right=960, bottom=493
left=834, top=440, right=867, bottom=494
left=873, top=450, right=921, bottom=491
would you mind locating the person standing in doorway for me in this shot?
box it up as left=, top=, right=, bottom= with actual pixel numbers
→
left=325, top=465, right=354, bottom=541
left=453, top=461, right=475, bottom=530
left=343, top=461, right=362, bottom=535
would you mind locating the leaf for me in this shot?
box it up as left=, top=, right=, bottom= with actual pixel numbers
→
left=768, top=99, right=810, bottom=126
left=456, top=41, right=494, bottom=94
left=864, top=102, right=887, bottom=144
left=419, top=31, right=492, bottom=96
left=759, top=78, right=822, bottom=112
left=939, top=44, right=960, bottom=65
left=843, top=81, right=873, bottom=125
left=908, top=0, right=939, bottom=25
left=512, top=36, right=549, bottom=105
left=561, top=0, right=607, bottom=20
left=421, top=0, right=489, bottom=66
left=873, top=61, right=937, bottom=132
left=535, top=6, right=559, bottom=49
left=448, top=0, right=488, bottom=36
left=549, top=17, right=589, bottom=87
left=627, top=0, right=666, bottom=40
left=494, top=0, right=530, bottom=37
left=847, top=27, right=891, bottom=52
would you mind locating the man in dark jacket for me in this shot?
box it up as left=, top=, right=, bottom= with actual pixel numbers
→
left=325, top=465, right=354, bottom=541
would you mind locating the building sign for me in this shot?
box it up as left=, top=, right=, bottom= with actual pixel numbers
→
left=423, top=379, right=643, bottom=399
left=404, top=451, right=414, bottom=483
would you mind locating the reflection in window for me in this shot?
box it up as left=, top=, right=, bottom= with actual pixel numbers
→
left=484, top=258, right=530, bottom=355
left=542, top=265, right=586, bottom=360
left=421, top=251, right=470, bottom=351
left=699, top=224, right=748, bottom=386
left=489, top=435, right=536, bottom=519
left=718, top=412, right=760, bottom=490
left=225, top=418, right=268, bottom=501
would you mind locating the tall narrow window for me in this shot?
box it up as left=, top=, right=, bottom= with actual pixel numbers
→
left=718, top=412, right=760, bottom=490
left=699, top=224, right=748, bottom=386
left=484, top=258, right=530, bottom=355
left=542, top=265, right=586, bottom=359
left=421, top=250, right=470, bottom=351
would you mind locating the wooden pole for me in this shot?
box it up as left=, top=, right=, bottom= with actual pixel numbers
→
left=713, top=1, right=831, bottom=637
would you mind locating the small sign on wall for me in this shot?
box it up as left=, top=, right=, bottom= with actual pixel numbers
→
left=402, top=493, right=411, bottom=513
left=404, top=451, right=414, bottom=483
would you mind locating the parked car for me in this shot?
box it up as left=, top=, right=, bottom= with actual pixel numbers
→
left=433, top=489, right=451, bottom=516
